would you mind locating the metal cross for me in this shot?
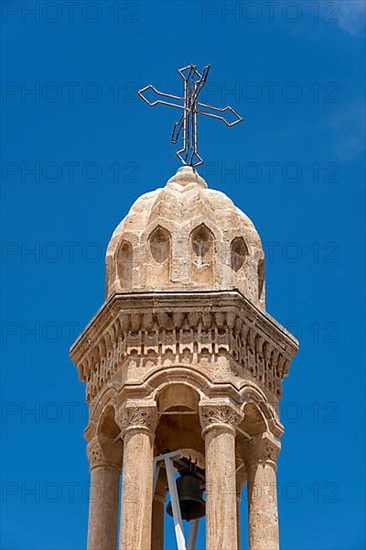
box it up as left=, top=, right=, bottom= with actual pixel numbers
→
left=138, top=64, right=243, bottom=167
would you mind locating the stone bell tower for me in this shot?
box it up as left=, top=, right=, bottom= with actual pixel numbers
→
left=70, top=165, right=298, bottom=550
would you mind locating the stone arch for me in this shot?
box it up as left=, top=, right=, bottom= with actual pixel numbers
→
left=240, top=402, right=267, bottom=437
left=148, top=225, right=171, bottom=285
left=88, top=386, right=118, bottom=426
left=230, top=236, right=249, bottom=272
left=154, top=381, right=205, bottom=466
left=146, top=367, right=217, bottom=401
left=156, top=382, right=200, bottom=413
left=97, top=405, right=120, bottom=440
left=190, top=223, right=214, bottom=284
left=239, top=384, right=283, bottom=437
left=116, top=240, right=133, bottom=290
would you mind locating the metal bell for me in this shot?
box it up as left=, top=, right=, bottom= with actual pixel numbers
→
left=166, top=471, right=206, bottom=521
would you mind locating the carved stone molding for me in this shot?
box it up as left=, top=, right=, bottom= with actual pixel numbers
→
left=246, top=432, right=281, bottom=469
left=199, top=400, right=243, bottom=435
left=116, top=400, right=158, bottom=437
left=86, top=436, right=122, bottom=471
left=70, top=292, right=298, bottom=403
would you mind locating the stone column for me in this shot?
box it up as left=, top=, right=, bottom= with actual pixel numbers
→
left=199, top=400, right=243, bottom=550
left=117, top=400, right=158, bottom=550
left=246, top=432, right=281, bottom=550
left=236, top=461, right=247, bottom=550
left=151, top=467, right=167, bottom=550
left=86, top=436, right=122, bottom=550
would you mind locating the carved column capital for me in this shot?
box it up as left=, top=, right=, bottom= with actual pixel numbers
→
left=86, top=435, right=122, bottom=471
left=199, top=400, right=243, bottom=436
left=116, top=400, right=158, bottom=438
left=246, top=432, right=281, bottom=470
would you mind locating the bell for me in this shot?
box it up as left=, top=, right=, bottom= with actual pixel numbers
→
left=166, top=471, right=206, bottom=521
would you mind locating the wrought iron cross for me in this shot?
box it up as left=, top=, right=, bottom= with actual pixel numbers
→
left=138, top=64, right=243, bottom=168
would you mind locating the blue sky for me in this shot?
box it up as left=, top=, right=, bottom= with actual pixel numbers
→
left=1, top=1, right=365, bottom=549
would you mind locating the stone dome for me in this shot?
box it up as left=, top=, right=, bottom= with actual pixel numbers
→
left=106, top=166, right=265, bottom=308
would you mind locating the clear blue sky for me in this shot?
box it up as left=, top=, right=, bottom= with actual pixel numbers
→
left=1, top=1, right=365, bottom=549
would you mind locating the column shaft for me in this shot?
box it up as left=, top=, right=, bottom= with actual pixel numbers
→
left=151, top=494, right=165, bottom=550
left=87, top=465, right=120, bottom=550
left=151, top=469, right=166, bottom=550
left=205, top=426, right=238, bottom=550
left=237, top=495, right=241, bottom=550
left=119, top=429, right=155, bottom=550
left=247, top=436, right=280, bottom=550
left=236, top=463, right=247, bottom=550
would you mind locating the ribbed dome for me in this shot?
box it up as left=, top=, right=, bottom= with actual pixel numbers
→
left=106, top=166, right=265, bottom=308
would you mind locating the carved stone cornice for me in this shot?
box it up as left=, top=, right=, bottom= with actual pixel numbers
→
left=70, top=290, right=299, bottom=403
left=199, top=400, right=243, bottom=436
left=246, top=432, right=281, bottom=470
left=116, top=400, right=158, bottom=438
left=86, top=436, right=122, bottom=471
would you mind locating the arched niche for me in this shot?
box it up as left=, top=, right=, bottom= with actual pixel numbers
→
left=97, top=405, right=120, bottom=440
left=155, top=383, right=204, bottom=466
left=190, top=223, right=214, bottom=284
left=116, top=240, right=133, bottom=290
left=230, top=237, right=248, bottom=272
left=156, top=382, right=200, bottom=413
left=240, top=402, right=268, bottom=437
left=148, top=225, right=171, bottom=284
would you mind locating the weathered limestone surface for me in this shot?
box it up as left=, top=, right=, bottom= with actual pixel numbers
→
left=86, top=437, right=122, bottom=550
left=200, top=401, right=243, bottom=550
left=117, top=401, right=157, bottom=550
left=70, top=166, right=299, bottom=550
left=246, top=433, right=281, bottom=550
left=105, top=165, right=266, bottom=308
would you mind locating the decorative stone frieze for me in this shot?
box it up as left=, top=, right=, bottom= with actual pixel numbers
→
left=70, top=291, right=297, bottom=403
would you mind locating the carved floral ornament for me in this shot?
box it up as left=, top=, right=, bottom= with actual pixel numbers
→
left=247, top=433, right=281, bottom=467
left=87, top=438, right=103, bottom=467
left=116, top=401, right=158, bottom=436
left=86, top=437, right=122, bottom=470
left=199, top=402, right=243, bottom=434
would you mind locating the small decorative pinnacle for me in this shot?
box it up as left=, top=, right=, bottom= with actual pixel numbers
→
left=138, top=64, right=243, bottom=168
left=166, top=165, right=207, bottom=189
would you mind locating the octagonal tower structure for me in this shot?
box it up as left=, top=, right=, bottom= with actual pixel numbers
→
left=70, top=165, right=298, bottom=550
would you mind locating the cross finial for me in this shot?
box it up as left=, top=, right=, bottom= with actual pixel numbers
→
left=138, top=64, right=243, bottom=168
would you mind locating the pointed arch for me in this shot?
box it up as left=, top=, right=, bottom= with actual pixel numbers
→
left=230, top=237, right=248, bottom=272
left=97, top=405, right=120, bottom=439
left=116, top=240, right=133, bottom=289
left=190, top=223, right=214, bottom=284
left=148, top=225, right=171, bottom=284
